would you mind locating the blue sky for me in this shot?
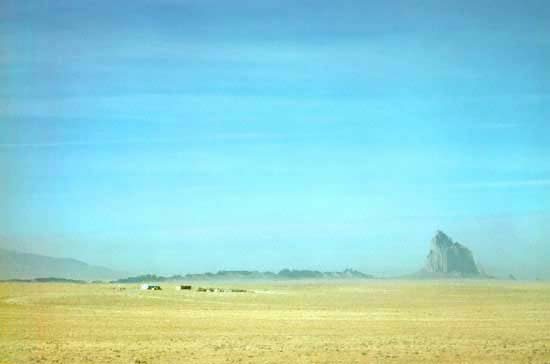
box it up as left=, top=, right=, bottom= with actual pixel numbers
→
left=1, top=0, right=549, bottom=278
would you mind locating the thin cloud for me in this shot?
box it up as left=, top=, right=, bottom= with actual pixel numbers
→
left=477, top=122, right=519, bottom=129
left=0, top=133, right=279, bottom=148
left=211, top=132, right=277, bottom=141
left=455, top=179, right=550, bottom=189
left=0, top=139, right=184, bottom=148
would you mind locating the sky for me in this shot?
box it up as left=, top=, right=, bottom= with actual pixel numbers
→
left=1, top=0, right=549, bottom=278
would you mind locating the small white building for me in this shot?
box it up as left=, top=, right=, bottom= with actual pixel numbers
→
left=141, top=284, right=161, bottom=290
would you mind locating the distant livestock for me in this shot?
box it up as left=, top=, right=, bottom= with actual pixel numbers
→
left=177, top=285, right=192, bottom=290
left=141, top=284, right=162, bottom=290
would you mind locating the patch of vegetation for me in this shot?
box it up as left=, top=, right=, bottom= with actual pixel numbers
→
left=111, top=268, right=373, bottom=283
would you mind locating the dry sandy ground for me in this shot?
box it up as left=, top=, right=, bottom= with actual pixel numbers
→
left=1, top=280, right=549, bottom=363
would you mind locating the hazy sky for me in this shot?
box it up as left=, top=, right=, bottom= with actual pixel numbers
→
left=1, top=0, right=549, bottom=278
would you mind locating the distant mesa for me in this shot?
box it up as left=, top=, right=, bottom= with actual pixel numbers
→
left=422, top=230, right=482, bottom=277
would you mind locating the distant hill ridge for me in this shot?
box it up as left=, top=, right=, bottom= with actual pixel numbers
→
left=0, top=248, right=127, bottom=281
left=112, top=268, right=373, bottom=283
left=1, top=277, right=87, bottom=284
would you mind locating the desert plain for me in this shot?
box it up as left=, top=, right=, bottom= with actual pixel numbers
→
left=1, top=280, right=549, bottom=364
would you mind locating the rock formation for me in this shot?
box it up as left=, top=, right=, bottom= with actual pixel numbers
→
left=424, top=231, right=480, bottom=276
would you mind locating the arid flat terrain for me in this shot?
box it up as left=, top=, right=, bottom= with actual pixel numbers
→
left=1, top=281, right=549, bottom=364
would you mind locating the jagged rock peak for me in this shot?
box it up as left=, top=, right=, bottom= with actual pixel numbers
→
left=432, top=230, right=453, bottom=247
left=425, top=230, right=480, bottom=275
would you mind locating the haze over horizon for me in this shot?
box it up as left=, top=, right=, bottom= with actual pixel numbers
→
left=2, top=1, right=549, bottom=279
